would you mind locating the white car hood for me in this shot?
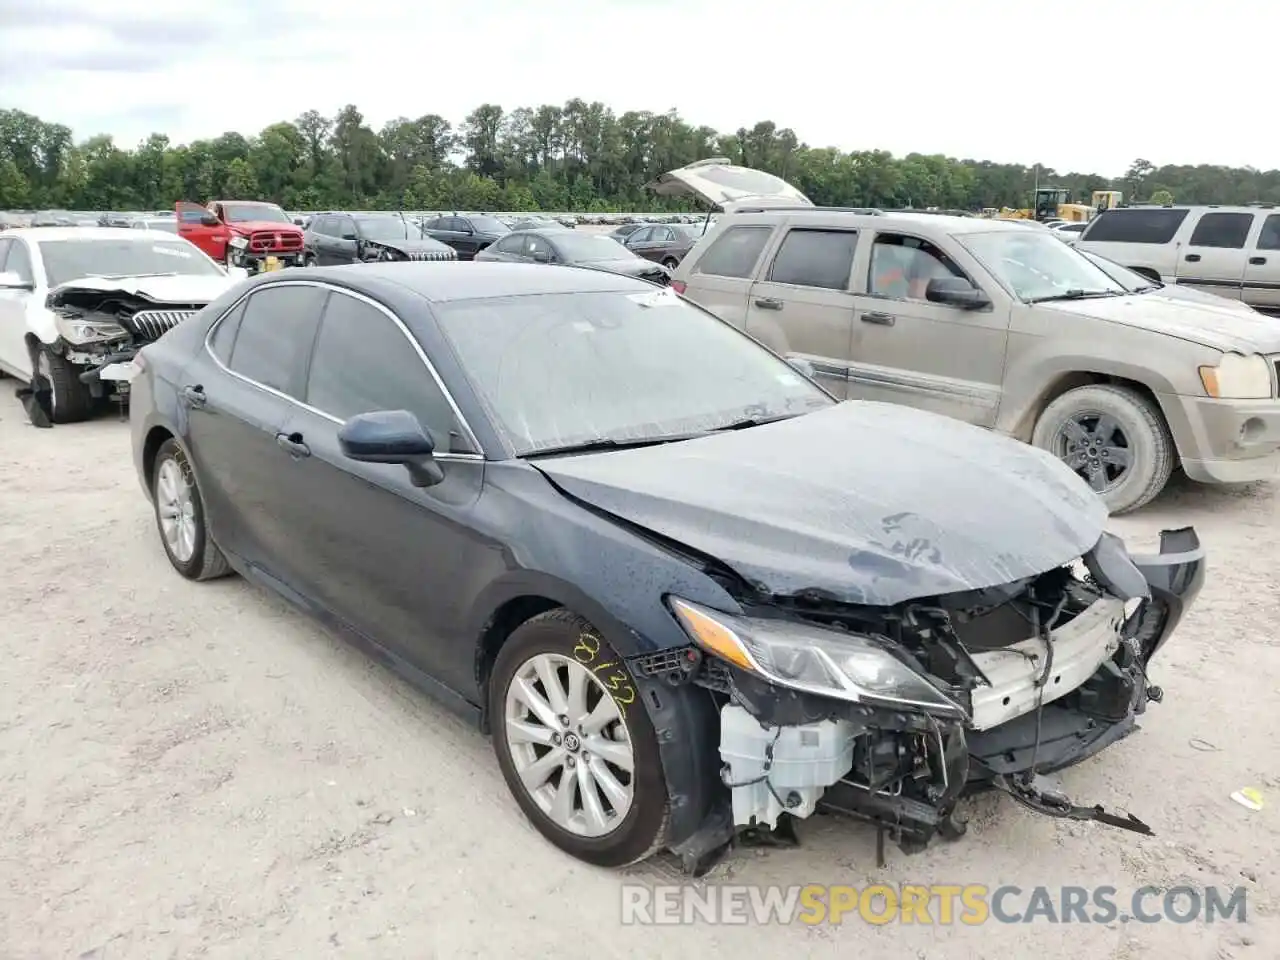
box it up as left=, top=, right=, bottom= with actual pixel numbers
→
left=1042, top=293, right=1280, bottom=354
left=645, top=158, right=812, bottom=210
left=46, top=273, right=237, bottom=307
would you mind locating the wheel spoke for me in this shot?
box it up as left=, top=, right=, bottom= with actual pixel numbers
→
left=576, top=760, right=610, bottom=833
left=1087, top=466, right=1108, bottom=491
left=512, top=676, right=559, bottom=729
left=519, top=746, right=564, bottom=792
left=506, top=718, right=555, bottom=746
left=1094, top=415, right=1121, bottom=441
left=566, top=666, right=589, bottom=725
left=1063, top=451, right=1088, bottom=470
left=585, top=735, right=633, bottom=773
left=1061, top=419, right=1090, bottom=444
left=586, top=756, right=631, bottom=810
left=581, top=695, right=621, bottom=736
left=1104, top=446, right=1132, bottom=468
left=549, top=767, right=576, bottom=824
left=534, top=656, right=569, bottom=716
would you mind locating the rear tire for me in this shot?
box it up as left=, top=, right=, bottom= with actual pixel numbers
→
left=151, top=439, right=233, bottom=581
left=489, top=609, right=669, bottom=867
left=1032, top=384, right=1174, bottom=514
left=34, top=344, right=93, bottom=424
left=661, top=256, right=679, bottom=270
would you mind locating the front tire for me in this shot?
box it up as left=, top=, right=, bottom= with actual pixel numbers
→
left=1032, top=383, right=1174, bottom=514
left=34, top=344, right=93, bottom=423
left=152, top=439, right=233, bottom=581
left=490, top=609, right=669, bottom=867
left=661, top=256, right=680, bottom=270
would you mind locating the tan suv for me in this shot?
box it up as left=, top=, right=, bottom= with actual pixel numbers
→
left=661, top=167, right=1280, bottom=513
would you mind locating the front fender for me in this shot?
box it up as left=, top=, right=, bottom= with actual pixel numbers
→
left=26, top=305, right=59, bottom=345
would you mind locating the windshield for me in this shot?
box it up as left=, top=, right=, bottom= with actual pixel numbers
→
left=1078, top=251, right=1154, bottom=291
left=38, top=239, right=224, bottom=287
left=221, top=203, right=292, bottom=224
left=551, top=233, right=634, bottom=262
left=143, top=220, right=179, bottom=234
left=434, top=289, right=833, bottom=455
left=357, top=217, right=424, bottom=241
left=470, top=216, right=510, bottom=235
left=958, top=230, right=1126, bottom=302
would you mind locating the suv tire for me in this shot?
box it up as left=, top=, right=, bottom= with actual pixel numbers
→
left=1032, top=383, right=1174, bottom=514
left=34, top=344, right=94, bottom=424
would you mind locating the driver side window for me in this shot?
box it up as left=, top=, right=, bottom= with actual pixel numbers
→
left=869, top=234, right=965, bottom=301
left=5, top=240, right=34, bottom=282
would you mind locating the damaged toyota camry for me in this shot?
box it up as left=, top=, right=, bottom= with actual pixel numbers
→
left=129, top=262, right=1205, bottom=873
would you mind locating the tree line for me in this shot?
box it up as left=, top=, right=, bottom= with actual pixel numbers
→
left=2, top=103, right=1279, bottom=213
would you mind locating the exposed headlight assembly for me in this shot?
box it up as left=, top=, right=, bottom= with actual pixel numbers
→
left=1199, top=352, right=1272, bottom=399
left=55, top=315, right=128, bottom=344
left=668, top=597, right=967, bottom=719
left=228, top=236, right=249, bottom=250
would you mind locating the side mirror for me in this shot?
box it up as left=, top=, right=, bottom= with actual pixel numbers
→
left=532, top=249, right=551, bottom=263
left=786, top=357, right=816, bottom=379
left=227, top=266, right=250, bottom=281
left=0, top=270, right=33, bottom=290
left=200, top=214, right=220, bottom=227
left=925, top=276, right=991, bottom=310
left=340, top=232, right=358, bottom=242
left=338, top=410, right=444, bottom=487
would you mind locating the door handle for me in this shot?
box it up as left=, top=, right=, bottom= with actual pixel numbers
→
left=861, top=311, right=896, bottom=326
left=1184, top=253, right=1201, bottom=262
left=276, top=432, right=311, bottom=458
left=181, top=385, right=206, bottom=408
left=754, top=297, right=783, bottom=310
left=1250, top=256, right=1267, bottom=265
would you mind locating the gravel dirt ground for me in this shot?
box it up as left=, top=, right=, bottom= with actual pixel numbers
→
left=0, top=386, right=1276, bottom=960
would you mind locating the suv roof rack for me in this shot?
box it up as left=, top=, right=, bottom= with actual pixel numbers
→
left=731, top=205, right=884, bottom=215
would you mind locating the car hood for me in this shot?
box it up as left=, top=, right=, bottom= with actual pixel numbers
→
left=229, top=220, right=303, bottom=235
left=46, top=272, right=237, bottom=308
left=645, top=158, right=812, bottom=210
left=1144, top=284, right=1261, bottom=315
left=535, top=401, right=1108, bottom=606
left=1041, top=293, right=1280, bottom=353
left=579, top=258, right=669, bottom=278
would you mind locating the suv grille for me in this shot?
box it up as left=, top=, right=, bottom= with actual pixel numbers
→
left=248, top=231, right=304, bottom=253
left=128, top=309, right=198, bottom=340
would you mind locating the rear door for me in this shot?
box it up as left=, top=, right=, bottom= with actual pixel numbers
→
left=0, top=238, right=34, bottom=378
left=1243, top=213, right=1280, bottom=310
left=742, top=225, right=859, bottom=398
left=326, top=216, right=360, bottom=264
left=848, top=230, right=1008, bottom=426
left=175, top=201, right=226, bottom=261
left=184, top=282, right=328, bottom=580
left=675, top=223, right=775, bottom=329
left=1174, top=211, right=1254, bottom=300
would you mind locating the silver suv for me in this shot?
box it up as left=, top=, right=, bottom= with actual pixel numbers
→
left=658, top=162, right=1280, bottom=513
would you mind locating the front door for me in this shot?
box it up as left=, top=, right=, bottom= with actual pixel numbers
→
left=848, top=230, right=1009, bottom=427
left=742, top=226, right=858, bottom=398
left=0, top=238, right=35, bottom=379
left=1174, top=211, right=1254, bottom=301
left=175, top=201, right=227, bottom=261
left=1243, top=213, right=1280, bottom=310
left=273, top=287, right=490, bottom=696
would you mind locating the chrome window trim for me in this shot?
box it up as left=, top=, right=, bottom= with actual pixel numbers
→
left=202, top=278, right=485, bottom=461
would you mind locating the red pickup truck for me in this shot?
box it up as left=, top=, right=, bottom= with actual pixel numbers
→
left=175, top=200, right=306, bottom=273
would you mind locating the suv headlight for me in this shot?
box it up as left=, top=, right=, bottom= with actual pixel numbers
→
left=228, top=236, right=249, bottom=250
left=1199, top=353, right=1273, bottom=399
left=55, top=315, right=128, bottom=344
left=668, top=597, right=967, bottom=718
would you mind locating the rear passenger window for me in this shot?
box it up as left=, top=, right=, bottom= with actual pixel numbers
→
left=692, top=225, right=772, bottom=279
left=227, top=284, right=328, bottom=396
left=1258, top=215, right=1280, bottom=251
left=1189, top=212, right=1254, bottom=249
left=1082, top=209, right=1188, bottom=244
left=306, top=292, right=462, bottom=449
left=768, top=229, right=858, bottom=290
left=208, top=301, right=246, bottom=365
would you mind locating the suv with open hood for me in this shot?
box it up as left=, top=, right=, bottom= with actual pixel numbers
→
left=659, top=161, right=1280, bottom=513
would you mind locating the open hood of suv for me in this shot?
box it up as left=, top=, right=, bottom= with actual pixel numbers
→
left=645, top=158, right=812, bottom=211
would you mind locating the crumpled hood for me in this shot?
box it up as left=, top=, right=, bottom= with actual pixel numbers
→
left=536, top=401, right=1108, bottom=606
left=580, top=258, right=670, bottom=279
left=1042, top=293, right=1280, bottom=353
left=46, top=273, right=238, bottom=308
left=230, top=220, right=304, bottom=235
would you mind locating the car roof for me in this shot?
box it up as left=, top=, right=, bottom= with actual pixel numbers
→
left=290, top=261, right=651, bottom=303
left=1, top=226, right=178, bottom=242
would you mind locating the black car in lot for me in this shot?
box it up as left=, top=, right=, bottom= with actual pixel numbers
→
left=475, top=227, right=670, bottom=284
left=305, top=213, right=456, bottom=265
left=129, top=262, right=1204, bottom=872
left=420, top=214, right=510, bottom=259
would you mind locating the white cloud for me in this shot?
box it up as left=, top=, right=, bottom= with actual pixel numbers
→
left=0, top=0, right=1271, bottom=175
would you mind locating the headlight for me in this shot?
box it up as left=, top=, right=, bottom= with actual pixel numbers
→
left=228, top=236, right=249, bottom=250
left=1199, top=353, right=1272, bottom=399
left=55, top=315, right=128, bottom=344
left=668, top=597, right=966, bottom=718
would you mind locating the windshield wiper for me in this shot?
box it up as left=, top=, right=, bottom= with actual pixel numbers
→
left=709, top=413, right=799, bottom=432
left=521, top=435, right=695, bottom=458
left=1026, top=289, right=1122, bottom=304
left=85, top=272, right=179, bottom=280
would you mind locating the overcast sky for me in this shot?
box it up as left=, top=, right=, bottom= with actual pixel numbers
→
left=0, top=0, right=1270, bottom=176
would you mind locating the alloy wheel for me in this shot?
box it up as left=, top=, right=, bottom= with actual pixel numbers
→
left=156, top=458, right=197, bottom=562
left=1053, top=411, right=1133, bottom=493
